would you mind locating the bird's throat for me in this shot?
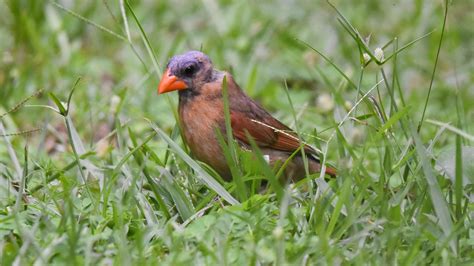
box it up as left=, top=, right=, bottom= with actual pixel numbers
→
left=178, top=88, right=200, bottom=104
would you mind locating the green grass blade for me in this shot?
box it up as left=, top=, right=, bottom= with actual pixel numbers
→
left=128, top=128, right=171, bottom=219
left=48, top=93, right=67, bottom=116
left=125, top=1, right=161, bottom=75
left=221, top=75, right=247, bottom=201
left=150, top=122, right=239, bottom=205
left=48, top=0, right=127, bottom=41
left=426, top=119, right=474, bottom=142
left=410, top=125, right=456, bottom=253
left=158, top=166, right=196, bottom=221
left=376, top=105, right=411, bottom=137
left=454, top=127, right=463, bottom=221
left=244, top=131, right=284, bottom=201
left=326, top=177, right=351, bottom=236
left=0, top=89, right=44, bottom=119
left=418, top=0, right=449, bottom=132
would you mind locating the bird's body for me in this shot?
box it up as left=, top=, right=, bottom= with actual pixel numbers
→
left=158, top=51, right=335, bottom=181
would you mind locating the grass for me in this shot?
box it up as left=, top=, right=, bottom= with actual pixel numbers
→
left=1, top=0, right=473, bottom=264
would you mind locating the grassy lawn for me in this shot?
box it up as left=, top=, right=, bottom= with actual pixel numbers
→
left=0, top=0, right=473, bottom=264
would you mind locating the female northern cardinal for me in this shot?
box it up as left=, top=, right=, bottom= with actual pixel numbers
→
left=158, top=51, right=336, bottom=181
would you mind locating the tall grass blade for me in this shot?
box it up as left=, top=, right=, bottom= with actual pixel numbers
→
left=454, top=126, right=463, bottom=221
left=410, top=125, right=456, bottom=253
left=48, top=0, right=127, bottom=41
left=221, top=75, right=247, bottom=201
left=158, top=166, right=195, bottom=221
left=426, top=119, right=474, bottom=142
left=418, top=0, right=449, bottom=132
left=150, top=122, right=239, bottom=205
left=0, top=89, right=44, bottom=119
left=128, top=128, right=171, bottom=219
left=0, top=122, right=22, bottom=181
left=244, top=131, right=284, bottom=201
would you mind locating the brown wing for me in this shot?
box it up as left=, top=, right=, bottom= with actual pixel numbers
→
left=230, top=111, right=317, bottom=155
left=223, top=73, right=317, bottom=155
left=223, top=73, right=335, bottom=177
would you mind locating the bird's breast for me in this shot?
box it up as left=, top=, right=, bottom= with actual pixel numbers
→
left=179, top=97, right=231, bottom=178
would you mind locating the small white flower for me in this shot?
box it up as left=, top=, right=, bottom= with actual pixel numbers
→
left=374, top=47, right=384, bottom=62
left=344, top=100, right=353, bottom=111
left=263, top=154, right=270, bottom=163
left=273, top=226, right=284, bottom=239
left=316, top=93, right=334, bottom=113
left=110, top=95, right=121, bottom=114
left=363, top=53, right=371, bottom=64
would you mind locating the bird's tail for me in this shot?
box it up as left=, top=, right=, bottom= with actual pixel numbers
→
left=323, top=165, right=337, bottom=177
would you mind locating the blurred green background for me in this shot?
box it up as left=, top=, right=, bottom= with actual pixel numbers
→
left=0, top=0, right=473, bottom=264
left=1, top=0, right=472, bottom=142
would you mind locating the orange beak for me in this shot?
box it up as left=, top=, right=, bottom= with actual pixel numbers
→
left=158, top=68, right=188, bottom=94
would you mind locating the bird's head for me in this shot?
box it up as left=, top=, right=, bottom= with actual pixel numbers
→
left=158, top=51, right=214, bottom=94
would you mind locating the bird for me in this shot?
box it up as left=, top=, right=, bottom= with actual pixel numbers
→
left=157, top=51, right=336, bottom=182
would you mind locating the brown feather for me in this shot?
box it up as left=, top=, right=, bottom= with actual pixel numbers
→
left=225, top=74, right=317, bottom=155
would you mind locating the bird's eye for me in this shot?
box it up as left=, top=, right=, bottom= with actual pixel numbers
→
left=183, top=64, right=197, bottom=77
